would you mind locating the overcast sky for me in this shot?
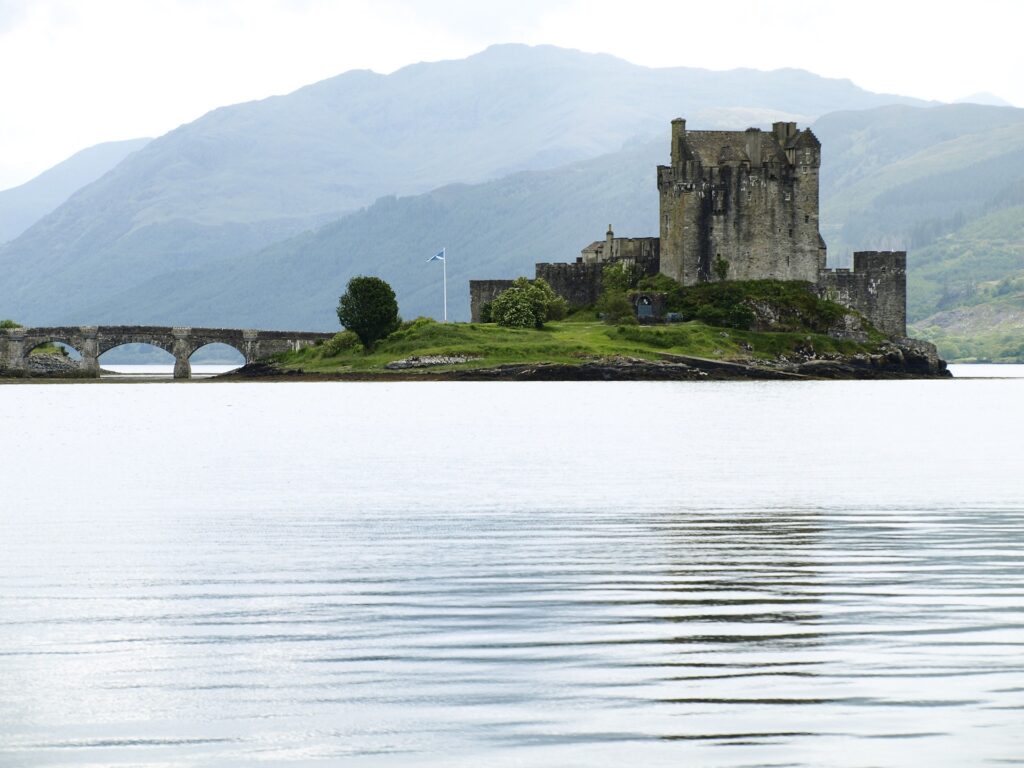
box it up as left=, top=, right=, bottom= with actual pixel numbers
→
left=1, top=0, right=1022, bottom=190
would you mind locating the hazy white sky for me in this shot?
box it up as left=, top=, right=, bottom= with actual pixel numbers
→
left=1, top=0, right=1022, bottom=190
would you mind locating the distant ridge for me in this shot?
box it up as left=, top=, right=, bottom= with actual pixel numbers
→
left=0, top=43, right=928, bottom=325
left=0, top=138, right=150, bottom=245
left=954, top=92, right=1016, bottom=108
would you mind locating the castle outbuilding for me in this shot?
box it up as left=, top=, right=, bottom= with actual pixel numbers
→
left=470, top=118, right=907, bottom=338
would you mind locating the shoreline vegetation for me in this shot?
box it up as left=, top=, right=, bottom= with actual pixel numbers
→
left=224, top=319, right=949, bottom=383
left=230, top=277, right=949, bottom=381
left=1, top=280, right=951, bottom=382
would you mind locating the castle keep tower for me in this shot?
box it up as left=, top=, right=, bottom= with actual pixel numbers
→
left=658, top=119, right=826, bottom=285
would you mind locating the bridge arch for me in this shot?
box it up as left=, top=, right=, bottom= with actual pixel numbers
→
left=98, top=342, right=176, bottom=375
left=188, top=342, right=246, bottom=373
left=97, top=337, right=176, bottom=357
left=24, top=337, right=83, bottom=358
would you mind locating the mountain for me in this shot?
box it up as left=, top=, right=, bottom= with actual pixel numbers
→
left=0, top=138, right=150, bottom=245
left=69, top=139, right=665, bottom=328
left=815, top=103, right=1024, bottom=266
left=906, top=202, right=1024, bottom=361
left=808, top=103, right=1024, bottom=360
left=955, top=92, right=1016, bottom=108
left=0, top=43, right=928, bottom=325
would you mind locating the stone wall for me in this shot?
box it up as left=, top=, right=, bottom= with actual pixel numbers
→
left=818, top=251, right=907, bottom=338
left=469, top=280, right=516, bottom=322
left=534, top=263, right=605, bottom=308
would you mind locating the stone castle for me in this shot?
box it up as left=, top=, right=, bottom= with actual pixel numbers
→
left=470, top=118, right=907, bottom=338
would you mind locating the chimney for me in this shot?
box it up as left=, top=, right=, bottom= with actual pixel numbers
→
left=671, top=118, right=686, bottom=165
left=773, top=121, right=797, bottom=143
left=744, top=127, right=762, bottom=166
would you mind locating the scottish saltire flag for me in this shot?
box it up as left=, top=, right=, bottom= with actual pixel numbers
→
left=427, top=248, right=446, bottom=262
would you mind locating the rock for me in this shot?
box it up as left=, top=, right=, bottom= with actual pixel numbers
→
left=385, top=355, right=481, bottom=370
left=26, top=353, right=81, bottom=377
left=892, top=337, right=950, bottom=377
left=827, top=313, right=870, bottom=342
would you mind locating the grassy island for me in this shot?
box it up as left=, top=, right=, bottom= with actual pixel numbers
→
left=274, top=315, right=878, bottom=374
left=261, top=280, right=947, bottom=380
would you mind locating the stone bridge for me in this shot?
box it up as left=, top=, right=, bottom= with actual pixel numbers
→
left=0, top=326, right=335, bottom=379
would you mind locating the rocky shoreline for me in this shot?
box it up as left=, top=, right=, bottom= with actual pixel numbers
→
left=220, top=337, right=950, bottom=382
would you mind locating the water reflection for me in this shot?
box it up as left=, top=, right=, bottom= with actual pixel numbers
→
left=3, top=506, right=1022, bottom=766
left=1, top=380, right=1023, bottom=767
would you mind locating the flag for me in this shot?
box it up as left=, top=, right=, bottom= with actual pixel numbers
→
left=427, top=248, right=445, bottom=262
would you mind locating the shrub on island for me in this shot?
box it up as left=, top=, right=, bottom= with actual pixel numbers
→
left=336, top=276, right=401, bottom=350
left=490, top=278, right=568, bottom=329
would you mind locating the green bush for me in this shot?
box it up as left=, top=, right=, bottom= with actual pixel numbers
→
left=0, top=319, right=21, bottom=329
left=321, top=330, right=363, bottom=356
left=491, top=288, right=536, bottom=328
left=336, top=276, right=402, bottom=350
left=601, top=261, right=644, bottom=294
left=490, top=277, right=567, bottom=328
left=595, top=290, right=637, bottom=325
left=635, top=275, right=852, bottom=333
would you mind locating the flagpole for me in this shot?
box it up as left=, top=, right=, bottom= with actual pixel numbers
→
left=442, top=247, right=447, bottom=322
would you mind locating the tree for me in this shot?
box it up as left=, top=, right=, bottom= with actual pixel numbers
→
left=596, top=262, right=641, bottom=325
left=490, top=277, right=568, bottom=328
left=595, top=290, right=637, bottom=325
left=601, top=261, right=643, bottom=294
left=336, top=276, right=401, bottom=349
left=0, top=319, right=21, bottom=329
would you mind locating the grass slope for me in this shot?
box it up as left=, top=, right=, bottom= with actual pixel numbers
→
left=280, top=281, right=880, bottom=373
left=278, top=316, right=881, bottom=375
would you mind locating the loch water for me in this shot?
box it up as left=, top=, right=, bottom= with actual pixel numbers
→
left=1, top=372, right=1023, bottom=767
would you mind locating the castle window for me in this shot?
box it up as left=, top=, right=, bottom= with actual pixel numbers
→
left=789, top=228, right=793, bottom=237
left=805, top=215, right=809, bottom=223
